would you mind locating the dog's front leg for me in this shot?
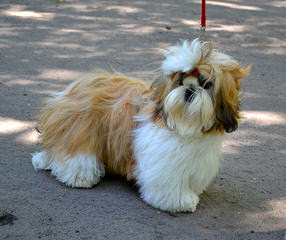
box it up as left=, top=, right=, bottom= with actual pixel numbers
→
left=134, top=165, right=199, bottom=212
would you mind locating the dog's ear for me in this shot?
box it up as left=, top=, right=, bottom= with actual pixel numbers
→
left=150, top=74, right=170, bottom=121
left=151, top=74, right=168, bottom=97
left=219, top=102, right=239, bottom=133
left=150, top=73, right=182, bottom=124
left=230, top=66, right=251, bottom=91
left=214, top=66, right=250, bottom=133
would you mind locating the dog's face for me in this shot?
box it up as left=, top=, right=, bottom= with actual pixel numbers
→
left=151, top=39, right=250, bottom=137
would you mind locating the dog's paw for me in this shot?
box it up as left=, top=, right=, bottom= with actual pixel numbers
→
left=165, top=190, right=199, bottom=212
left=179, top=191, right=199, bottom=212
left=142, top=188, right=199, bottom=213
left=66, top=174, right=101, bottom=188
left=32, top=151, right=51, bottom=170
left=50, top=153, right=105, bottom=188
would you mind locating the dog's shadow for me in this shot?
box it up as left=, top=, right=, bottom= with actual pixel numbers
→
left=101, top=174, right=139, bottom=191
left=40, top=169, right=267, bottom=218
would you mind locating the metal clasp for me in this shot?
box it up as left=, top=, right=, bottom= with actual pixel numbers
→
left=199, top=26, right=206, bottom=42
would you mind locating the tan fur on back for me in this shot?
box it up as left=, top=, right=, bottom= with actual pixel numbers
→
left=38, top=73, right=150, bottom=179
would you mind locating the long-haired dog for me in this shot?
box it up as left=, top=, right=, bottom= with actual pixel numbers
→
left=32, top=39, right=250, bottom=212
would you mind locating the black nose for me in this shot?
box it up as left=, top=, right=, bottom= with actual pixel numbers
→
left=185, top=87, right=196, bottom=102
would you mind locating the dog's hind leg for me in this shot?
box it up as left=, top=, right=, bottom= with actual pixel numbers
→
left=32, top=151, right=52, bottom=170
left=33, top=151, right=105, bottom=188
left=51, top=153, right=105, bottom=188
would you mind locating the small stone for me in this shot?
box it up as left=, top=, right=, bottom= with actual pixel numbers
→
left=0, top=211, right=17, bottom=226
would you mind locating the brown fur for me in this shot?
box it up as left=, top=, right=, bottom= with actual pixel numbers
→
left=38, top=73, right=150, bottom=179
left=151, top=60, right=251, bottom=135
left=212, top=65, right=251, bottom=133
left=37, top=43, right=250, bottom=181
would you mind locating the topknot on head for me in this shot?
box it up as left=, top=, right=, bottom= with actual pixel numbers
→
left=161, top=38, right=213, bottom=76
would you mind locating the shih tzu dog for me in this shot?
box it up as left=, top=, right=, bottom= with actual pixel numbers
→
left=32, top=38, right=250, bottom=212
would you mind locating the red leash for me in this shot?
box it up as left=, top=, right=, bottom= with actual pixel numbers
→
left=199, top=0, right=206, bottom=41
left=201, top=0, right=206, bottom=27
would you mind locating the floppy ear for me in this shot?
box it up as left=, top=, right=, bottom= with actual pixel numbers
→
left=232, top=66, right=251, bottom=78
left=219, top=102, right=239, bottom=133
left=215, top=66, right=251, bottom=133
left=150, top=74, right=171, bottom=120
left=149, top=73, right=182, bottom=124
left=230, top=66, right=251, bottom=90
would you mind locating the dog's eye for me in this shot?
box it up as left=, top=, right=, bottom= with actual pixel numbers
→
left=203, top=81, right=213, bottom=89
left=198, top=74, right=204, bottom=83
left=179, top=72, right=186, bottom=85
left=199, top=73, right=214, bottom=89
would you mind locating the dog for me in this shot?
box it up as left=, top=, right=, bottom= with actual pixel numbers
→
left=32, top=38, right=250, bottom=212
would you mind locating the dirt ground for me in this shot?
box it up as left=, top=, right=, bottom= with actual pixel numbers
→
left=0, top=0, right=285, bottom=239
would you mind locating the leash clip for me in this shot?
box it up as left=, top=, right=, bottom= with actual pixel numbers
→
left=199, top=26, right=206, bottom=42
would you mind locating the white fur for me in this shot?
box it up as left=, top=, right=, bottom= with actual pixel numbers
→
left=32, top=151, right=52, bottom=170
left=162, top=38, right=202, bottom=75
left=32, top=151, right=105, bottom=188
left=132, top=119, right=223, bottom=212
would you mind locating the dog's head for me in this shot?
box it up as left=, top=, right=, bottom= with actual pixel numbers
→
left=151, top=39, right=250, bottom=136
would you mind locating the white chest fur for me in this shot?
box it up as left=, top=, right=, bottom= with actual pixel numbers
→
left=132, top=120, right=223, bottom=212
